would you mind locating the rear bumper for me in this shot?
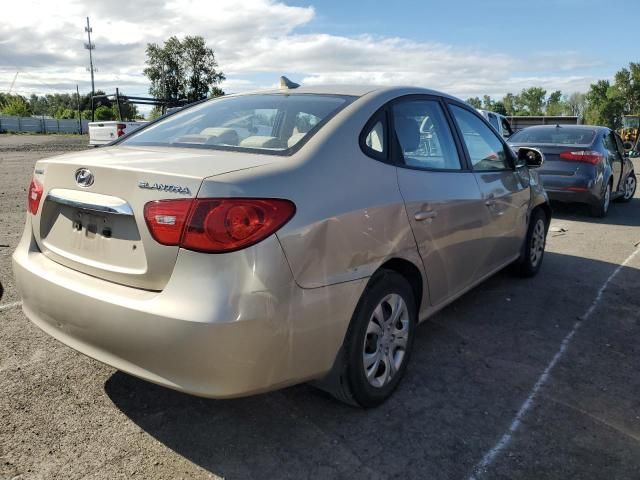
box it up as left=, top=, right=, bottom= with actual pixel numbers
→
left=540, top=173, right=601, bottom=206
left=12, top=221, right=366, bottom=398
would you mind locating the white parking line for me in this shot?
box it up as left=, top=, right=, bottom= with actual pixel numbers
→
left=0, top=301, right=22, bottom=312
left=468, top=246, right=640, bottom=480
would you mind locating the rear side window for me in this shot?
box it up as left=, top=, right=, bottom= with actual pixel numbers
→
left=122, top=94, right=354, bottom=155
left=509, top=127, right=596, bottom=145
left=392, top=99, right=461, bottom=170
left=450, top=105, right=511, bottom=171
left=364, top=120, right=385, bottom=153
left=488, top=113, right=499, bottom=130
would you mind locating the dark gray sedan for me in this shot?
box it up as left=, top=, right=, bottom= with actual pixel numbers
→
left=509, top=125, right=637, bottom=217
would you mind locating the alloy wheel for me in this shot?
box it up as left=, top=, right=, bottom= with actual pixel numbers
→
left=362, top=293, right=410, bottom=388
left=624, top=175, right=636, bottom=200
left=530, top=218, right=546, bottom=267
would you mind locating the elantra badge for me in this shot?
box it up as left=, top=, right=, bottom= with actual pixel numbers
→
left=138, top=181, right=191, bottom=195
left=75, top=168, right=94, bottom=188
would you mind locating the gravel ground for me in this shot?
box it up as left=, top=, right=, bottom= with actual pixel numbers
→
left=1, top=135, right=639, bottom=479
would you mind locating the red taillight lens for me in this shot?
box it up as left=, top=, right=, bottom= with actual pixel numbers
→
left=116, top=123, right=126, bottom=137
left=559, top=150, right=603, bottom=165
left=144, top=198, right=296, bottom=253
left=144, top=199, right=192, bottom=245
left=27, top=177, right=43, bottom=215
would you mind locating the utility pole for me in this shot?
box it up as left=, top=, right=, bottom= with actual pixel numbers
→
left=84, top=17, right=96, bottom=121
left=76, top=85, right=82, bottom=134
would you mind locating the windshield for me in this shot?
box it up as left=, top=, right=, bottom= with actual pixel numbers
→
left=623, top=116, right=640, bottom=129
left=509, top=127, right=596, bottom=146
left=122, top=93, right=354, bottom=154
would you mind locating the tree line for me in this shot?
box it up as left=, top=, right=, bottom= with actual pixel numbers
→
left=1, top=35, right=224, bottom=122
left=467, top=62, right=640, bottom=129
left=0, top=91, right=139, bottom=121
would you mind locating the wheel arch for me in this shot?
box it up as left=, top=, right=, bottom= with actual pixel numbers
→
left=374, top=257, right=425, bottom=312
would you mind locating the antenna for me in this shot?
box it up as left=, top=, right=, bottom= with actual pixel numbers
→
left=279, top=76, right=300, bottom=90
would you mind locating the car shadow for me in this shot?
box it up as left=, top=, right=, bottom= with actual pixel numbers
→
left=104, top=251, right=640, bottom=480
left=551, top=197, right=640, bottom=227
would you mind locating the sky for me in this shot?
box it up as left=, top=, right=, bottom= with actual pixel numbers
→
left=1, top=0, right=639, bottom=114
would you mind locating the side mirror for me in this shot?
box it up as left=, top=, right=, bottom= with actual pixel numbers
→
left=515, top=147, right=544, bottom=168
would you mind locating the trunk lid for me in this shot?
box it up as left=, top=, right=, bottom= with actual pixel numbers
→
left=511, top=144, right=589, bottom=176
left=32, top=145, right=279, bottom=290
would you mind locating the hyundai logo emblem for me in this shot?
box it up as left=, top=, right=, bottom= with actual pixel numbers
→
left=75, top=168, right=94, bottom=188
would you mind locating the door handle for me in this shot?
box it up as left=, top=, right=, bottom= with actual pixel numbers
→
left=414, top=210, right=438, bottom=221
left=485, top=194, right=496, bottom=207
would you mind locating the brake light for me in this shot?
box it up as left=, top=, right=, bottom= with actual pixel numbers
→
left=559, top=150, right=603, bottom=165
left=144, top=198, right=296, bottom=253
left=116, top=123, right=126, bottom=137
left=27, top=177, right=43, bottom=215
left=144, top=199, right=192, bottom=245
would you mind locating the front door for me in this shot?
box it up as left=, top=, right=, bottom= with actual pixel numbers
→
left=448, top=104, right=530, bottom=271
left=391, top=97, right=489, bottom=306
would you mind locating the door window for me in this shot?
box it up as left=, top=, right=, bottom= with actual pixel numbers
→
left=488, top=113, right=499, bottom=131
left=500, top=117, right=513, bottom=137
left=364, top=120, right=385, bottom=153
left=450, top=105, right=511, bottom=171
left=604, top=132, right=623, bottom=161
left=392, top=100, right=461, bottom=170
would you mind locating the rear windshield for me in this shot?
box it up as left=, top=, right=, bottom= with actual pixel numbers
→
left=121, top=93, right=354, bottom=154
left=509, top=127, right=596, bottom=146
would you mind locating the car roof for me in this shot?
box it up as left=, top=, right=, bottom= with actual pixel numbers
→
left=518, top=124, right=608, bottom=132
left=227, top=84, right=463, bottom=101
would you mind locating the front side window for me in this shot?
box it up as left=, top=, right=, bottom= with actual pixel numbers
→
left=450, top=105, right=511, bottom=171
left=122, top=94, right=354, bottom=154
left=392, top=99, right=461, bottom=170
left=501, top=117, right=513, bottom=137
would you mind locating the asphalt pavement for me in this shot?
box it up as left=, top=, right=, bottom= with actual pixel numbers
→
left=1, top=136, right=639, bottom=479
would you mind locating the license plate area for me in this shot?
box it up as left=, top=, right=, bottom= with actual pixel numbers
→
left=39, top=201, right=147, bottom=274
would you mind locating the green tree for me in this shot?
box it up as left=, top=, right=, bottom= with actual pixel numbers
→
left=612, top=62, right=640, bottom=114
left=144, top=35, right=225, bottom=104
left=1, top=95, right=31, bottom=116
left=491, top=101, right=507, bottom=116
left=545, top=90, right=565, bottom=116
left=502, top=93, right=522, bottom=116
left=519, top=87, right=547, bottom=115
left=94, top=105, right=115, bottom=121
left=466, top=97, right=482, bottom=108
left=584, top=80, right=624, bottom=129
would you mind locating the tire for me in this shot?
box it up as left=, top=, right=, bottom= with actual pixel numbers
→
left=514, top=208, right=547, bottom=277
left=326, top=270, right=417, bottom=408
left=590, top=180, right=612, bottom=217
left=617, top=172, right=636, bottom=203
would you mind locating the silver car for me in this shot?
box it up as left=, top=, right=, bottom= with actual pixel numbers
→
left=13, top=83, right=550, bottom=407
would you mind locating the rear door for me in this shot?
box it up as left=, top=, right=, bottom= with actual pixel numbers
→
left=390, top=96, right=489, bottom=306
left=604, top=130, right=624, bottom=190
left=447, top=103, right=530, bottom=271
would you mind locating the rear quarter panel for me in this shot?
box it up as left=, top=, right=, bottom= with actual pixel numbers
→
left=196, top=89, right=426, bottom=296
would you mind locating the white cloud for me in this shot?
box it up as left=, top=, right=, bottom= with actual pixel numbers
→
left=0, top=0, right=601, bottom=102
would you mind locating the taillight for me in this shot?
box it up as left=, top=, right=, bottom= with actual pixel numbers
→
left=559, top=150, right=603, bottom=165
left=116, top=123, right=126, bottom=137
left=143, top=199, right=192, bottom=245
left=144, top=198, right=295, bottom=253
left=27, top=177, right=43, bottom=215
